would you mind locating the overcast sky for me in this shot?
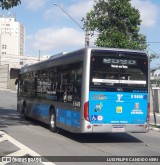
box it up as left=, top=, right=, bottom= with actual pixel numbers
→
left=0, top=0, right=160, bottom=66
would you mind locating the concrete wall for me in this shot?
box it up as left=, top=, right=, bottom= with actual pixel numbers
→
left=7, top=78, right=16, bottom=90
left=0, top=64, right=8, bottom=88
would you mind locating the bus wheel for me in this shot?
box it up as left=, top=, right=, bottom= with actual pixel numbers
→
left=49, top=110, right=57, bottom=133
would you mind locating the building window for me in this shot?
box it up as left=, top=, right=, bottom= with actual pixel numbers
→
left=2, top=45, right=7, bottom=49
left=1, top=52, right=6, bottom=54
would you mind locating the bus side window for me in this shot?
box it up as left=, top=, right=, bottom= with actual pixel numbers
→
left=68, top=62, right=82, bottom=102
left=23, top=80, right=29, bottom=93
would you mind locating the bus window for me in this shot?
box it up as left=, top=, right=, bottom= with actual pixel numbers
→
left=90, top=55, right=148, bottom=88
left=68, top=62, right=82, bottom=102
left=36, top=62, right=83, bottom=103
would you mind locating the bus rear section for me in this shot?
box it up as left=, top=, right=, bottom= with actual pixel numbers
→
left=84, top=49, right=149, bottom=133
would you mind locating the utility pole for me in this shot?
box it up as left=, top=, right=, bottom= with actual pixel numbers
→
left=85, top=28, right=89, bottom=47
left=54, top=3, right=89, bottom=47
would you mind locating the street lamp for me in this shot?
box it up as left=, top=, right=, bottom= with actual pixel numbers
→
left=54, top=3, right=89, bottom=47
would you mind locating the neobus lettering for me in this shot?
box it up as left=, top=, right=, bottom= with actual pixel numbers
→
left=103, top=58, right=136, bottom=65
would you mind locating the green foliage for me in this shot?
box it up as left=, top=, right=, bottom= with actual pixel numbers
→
left=0, top=0, right=21, bottom=10
left=84, top=0, right=147, bottom=51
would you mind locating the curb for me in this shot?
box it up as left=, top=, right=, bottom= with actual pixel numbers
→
left=149, top=127, right=160, bottom=132
left=149, top=124, right=160, bottom=132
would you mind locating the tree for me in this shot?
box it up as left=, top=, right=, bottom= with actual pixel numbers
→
left=0, top=0, right=21, bottom=10
left=83, top=0, right=147, bottom=51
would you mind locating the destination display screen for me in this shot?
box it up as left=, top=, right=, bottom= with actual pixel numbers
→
left=90, top=52, right=148, bottom=88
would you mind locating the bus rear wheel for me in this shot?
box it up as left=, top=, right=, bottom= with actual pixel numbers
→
left=49, top=110, right=57, bottom=133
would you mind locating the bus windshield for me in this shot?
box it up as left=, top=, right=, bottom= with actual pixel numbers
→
left=90, top=52, right=148, bottom=88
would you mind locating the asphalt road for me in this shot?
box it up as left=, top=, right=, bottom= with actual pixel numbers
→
left=0, top=91, right=160, bottom=165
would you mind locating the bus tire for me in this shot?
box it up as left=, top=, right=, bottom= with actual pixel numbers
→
left=49, top=110, right=57, bottom=133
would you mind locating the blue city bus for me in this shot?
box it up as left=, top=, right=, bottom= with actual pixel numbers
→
left=17, top=47, right=150, bottom=133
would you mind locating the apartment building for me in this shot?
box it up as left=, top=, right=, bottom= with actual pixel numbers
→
left=0, top=14, right=48, bottom=89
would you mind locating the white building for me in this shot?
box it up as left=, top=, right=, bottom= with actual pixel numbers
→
left=0, top=14, right=48, bottom=89
left=0, top=14, right=24, bottom=89
left=0, top=14, right=24, bottom=58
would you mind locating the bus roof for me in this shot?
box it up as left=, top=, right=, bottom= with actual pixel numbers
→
left=20, top=47, right=147, bottom=74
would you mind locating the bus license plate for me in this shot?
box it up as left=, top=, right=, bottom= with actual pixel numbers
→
left=112, top=126, right=125, bottom=132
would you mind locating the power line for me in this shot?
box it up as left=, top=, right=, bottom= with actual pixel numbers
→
left=54, top=3, right=83, bottom=30
left=54, top=3, right=89, bottom=47
left=147, top=47, right=160, bottom=56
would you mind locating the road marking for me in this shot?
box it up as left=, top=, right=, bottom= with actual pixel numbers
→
left=0, top=131, right=55, bottom=165
left=0, top=136, right=7, bottom=142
